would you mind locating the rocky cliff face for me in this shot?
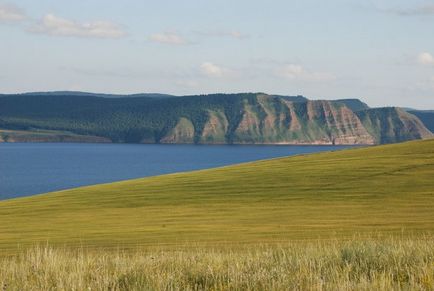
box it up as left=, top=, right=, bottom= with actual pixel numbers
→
left=407, top=110, right=434, bottom=133
left=355, top=107, right=432, bottom=144
left=200, top=111, right=228, bottom=144
left=228, top=96, right=375, bottom=144
left=160, top=118, right=195, bottom=143
left=159, top=95, right=431, bottom=145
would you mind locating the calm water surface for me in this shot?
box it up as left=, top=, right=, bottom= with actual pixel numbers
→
left=0, top=143, right=354, bottom=200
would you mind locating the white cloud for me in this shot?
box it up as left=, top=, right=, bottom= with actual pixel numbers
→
left=0, top=3, right=25, bottom=22
left=30, top=14, right=126, bottom=38
left=276, top=64, right=336, bottom=82
left=149, top=32, right=187, bottom=45
left=226, top=31, right=243, bottom=39
left=418, top=52, right=434, bottom=65
left=200, top=62, right=230, bottom=78
left=149, top=30, right=246, bottom=45
left=194, top=30, right=248, bottom=40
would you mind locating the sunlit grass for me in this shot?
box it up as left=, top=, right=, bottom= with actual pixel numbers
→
left=0, top=237, right=433, bottom=290
left=0, top=139, right=433, bottom=252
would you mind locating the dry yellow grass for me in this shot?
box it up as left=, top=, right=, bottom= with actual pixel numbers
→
left=0, top=237, right=433, bottom=290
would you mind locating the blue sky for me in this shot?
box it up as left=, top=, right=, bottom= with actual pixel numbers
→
left=1, top=0, right=434, bottom=108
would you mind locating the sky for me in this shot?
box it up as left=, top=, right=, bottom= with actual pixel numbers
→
left=1, top=0, right=434, bottom=109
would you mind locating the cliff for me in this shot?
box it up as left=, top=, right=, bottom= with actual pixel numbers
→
left=356, top=108, right=432, bottom=144
left=159, top=96, right=430, bottom=145
left=407, top=110, right=434, bottom=133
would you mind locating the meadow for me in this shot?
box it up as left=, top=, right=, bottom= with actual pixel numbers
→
left=0, top=237, right=433, bottom=290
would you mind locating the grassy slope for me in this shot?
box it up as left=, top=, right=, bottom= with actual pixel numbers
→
left=0, top=139, right=433, bottom=251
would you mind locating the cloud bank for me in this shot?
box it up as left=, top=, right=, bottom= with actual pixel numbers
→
left=0, top=3, right=26, bottom=22
left=276, top=64, right=336, bottom=82
left=194, top=30, right=248, bottom=40
left=148, top=32, right=187, bottom=45
left=418, top=52, right=434, bottom=65
left=200, top=62, right=230, bottom=78
left=30, top=14, right=126, bottom=38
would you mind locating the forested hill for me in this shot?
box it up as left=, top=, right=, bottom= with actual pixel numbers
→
left=0, top=92, right=431, bottom=145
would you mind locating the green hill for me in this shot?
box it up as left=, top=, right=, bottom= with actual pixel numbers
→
left=0, top=92, right=431, bottom=144
left=0, top=139, right=433, bottom=251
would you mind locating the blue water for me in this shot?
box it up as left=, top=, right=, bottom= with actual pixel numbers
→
left=0, top=143, right=354, bottom=200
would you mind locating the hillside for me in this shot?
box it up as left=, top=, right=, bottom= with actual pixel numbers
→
left=0, top=128, right=110, bottom=143
left=0, top=139, right=433, bottom=251
left=0, top=91, right=175, bottom=99
left=0, top=92, right=431, bottom=144
left=335, top=98, right=370, bottom=112
left=408, top=110, right=434, bottom=133
left=355, top=107, right=433, bottom=144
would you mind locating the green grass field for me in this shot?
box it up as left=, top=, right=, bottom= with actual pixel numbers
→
left=0, top=139, right=433, bottom=252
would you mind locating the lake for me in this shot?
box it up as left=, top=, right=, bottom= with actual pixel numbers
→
left=0, top=143, right=354, bottom=200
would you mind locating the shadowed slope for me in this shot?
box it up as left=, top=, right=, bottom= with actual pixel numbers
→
left=0, top=139, right=433, bottom=251
left=409, top=110, right=434, bottom=133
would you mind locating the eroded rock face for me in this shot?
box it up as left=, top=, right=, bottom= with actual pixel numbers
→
left=200, top=111, right=228, bottom=144
left=138, top=105, right=419, bottom=144
left=312, top=101, right=375, bottom=145
left=233, top=101, right=263, bottom=143
left=229, top=97, right=377, bottom=145
left=159, top=102, right=433, bottom=144
left=397, top=109, right=433, bottom=139
left=160, top=117, right=195, bottom=143
left=356, top=107, right=433, bottom=144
